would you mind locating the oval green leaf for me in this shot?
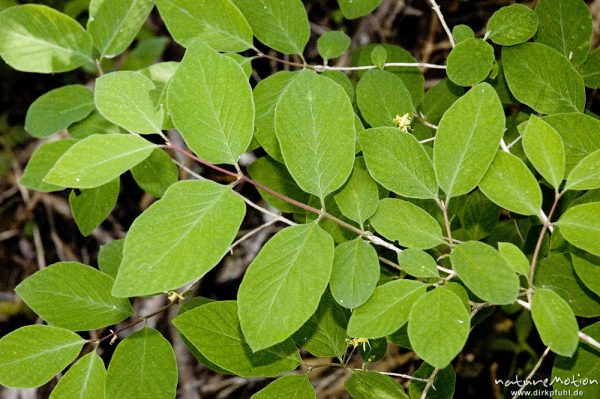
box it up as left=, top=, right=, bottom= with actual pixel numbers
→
left=408, top=288, right=470, bottom=369
left=347, top=279, right=426, bottom=338
left=95, top=71, right=164, bottom=134
left=330, top=238, right=379, bottom=309
left=233, top=0, right=310, bottom=55
left=557, top=202, right=600, bottom=256
left=15, top=261, right=133, bottom=331
left=0, top=325, right=84, bottom=388
left=168, top=40, right=254, bottom=165
left=105, top=327, right=177, bottom=399
left=451, top=241, right=520, bottom=304
left=173, top=301, right=301, bottom=377
left=522, top=115, right=565, bottom=190
left=112, top=180, right=245, bottom=297
left=478, top=151, right=542, bottom=216
left=155, top=0, right=253, bottom=51
left=370, top=198, right=445, bottom=250
left=0, top=4, right=92, bottom=73
left=25, top=85, right=94, bottom=138
left=433, top=83, right=505, bottom=199
left=486, top=3, right=538, bottom=46
left=359, top=127, right=437, bottom=199
left=502, top=43, right=585, bottom=114
left=531, top=288, right=579, bottom=357
left=275, top=70, right=355, bottom=199
left=345, top=370, right=408, bottom=399
left=44, top=133, right=155, bottom=189
left=252, top=375, right=315, bottom=399
left=238, top=223, right=334, bottom=351
left=446, top=38, right=495, bottom=87
left=50, top=351, right=106, bottom=399
left=70, top=178, right=120, bottom=236
left=565, top=150, right=600, bottom=191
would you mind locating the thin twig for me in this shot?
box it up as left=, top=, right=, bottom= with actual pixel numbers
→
left=427, top=0, right=455, bottom=47
left=372, top=371, right=429, bottom=383
left=420, top=367, right=440, bottom=399
left=511, top=346, right=551, bottom=399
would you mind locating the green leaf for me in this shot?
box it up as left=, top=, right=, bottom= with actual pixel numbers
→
left=486, top=4, right=538, bottom=46
left=446, top=38, right=495, bottom=87
left=275, top=70, right=355, bottom=199
left=70, top=178, right=120, bottom=236
left=522, top=115, right=565, bottom=190
left=50, top=351, right=105, bottom=399
left=95, top=71, right=163, bottom=134
left=398, top=249, right=440, bottom=278
left=535, top=0, right=592, bottom=66
left=582, top=48, right=600, bottom=88
left=87, top=0, right=154, bottom=58
left=330, top=238, right=379, bottom=309
left=112, top=180, right=245, bottom=297
left=131, top=148, right=178, bottom=197
left=293, top=291, right=348, bottom=359
left=323, top=70, right=355, bottom=102
left=370, top=198, right=445, bottom=250
left=252, top=375, right=315, bottom=399
left=105, top=327, right=177, bottom=399
left=173, top=301, right=301, bottom=377
left=359, top=127, right=437, bottom=199
left=502, top=43, right=585, bottom=114
left=318, top=31, right=351, bottom=61
left=535, top=253, right=600, bottom=317
left=233, top=0, right=309, bottom=55
left=370, top=45, right=387, bottom=69
left=0, top=4, right=92, bottom=73
left=451, top=241, right=520, bottom=304
left=238, top=223, right=334, bottom=351
left=15, top=261, right=133, bottom=330
left=452, top=25, right=474, bottom=43
left=98, top=239, right=124, bottom=279
left=155, top=0, right=252, bottom=51
left=44, top=134, right=155, bottom=189
left=478, top=151, right=542, bottom=216
left=557, top=203, right=600, bottom=256
left=345, top=370, right=408, bottom=399
left=334, top=163, right=379, bottom=225
left=25, top=85, right=94, bottom=138
left=498, top=242, right=530, bottom=279
left=570, top=247, right=600, bottom=297
left=418, top=79, right=463, bottom=125
left=119, top=36, right=169, bottom=71
left=459, top=190, right=500, bottom=240
left=20, top=140, right=76, bottom=192
left=253, top=71, right=297, bottom=162
left=347, top=279, right=426, bottom=338
left=356, top=44, right=425, bottom=105
left=168, top=40, right=254, bottom=165
left=531, top=288, right=579, bottom=356
left=409, top=363, right=455, bottom=399
left=69, top=111, right=124, bottom=138
left=0, top=325, right=84, bottom=388
left=552, top=321, right=600, bottom=398
left=408, top=288, right=470, bottom=369
left=542, top=112, right=600, bottom=173
left=433, top=83, right=505, bottom=198
left=247, top=156, right=309, bottom=213
left=356, top=69, right=415, bottom=127
left=338, top=0, right=382, bottom=19
left=566, top=150, right=600, bottom=191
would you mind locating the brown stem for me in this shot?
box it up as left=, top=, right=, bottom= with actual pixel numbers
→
left=527, top=193, right=562, bottom=300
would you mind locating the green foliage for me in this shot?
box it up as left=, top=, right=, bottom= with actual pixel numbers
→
left=105, top=327, right=178, bottom=398
left=486, top=4, right=538, bottom=46
left=25, top=85, right=94, bottom=138
left=0, top=325, right=85, bottom=388
left=3, top=1, right=600, bottom=397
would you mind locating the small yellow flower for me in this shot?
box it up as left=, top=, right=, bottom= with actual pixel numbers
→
left=346, top=337, right=371, bottom=351
left=393, top=113, right=412, bottom=132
